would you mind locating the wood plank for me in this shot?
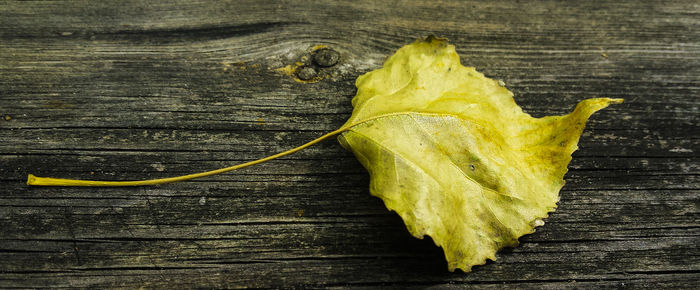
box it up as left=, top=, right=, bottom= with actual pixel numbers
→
left=1, top=0, right=698, bottom=288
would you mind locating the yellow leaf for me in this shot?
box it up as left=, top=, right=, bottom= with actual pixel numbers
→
left=26, top=36, right=621, bottom=273
left=337, top=36, right=622, bottom=272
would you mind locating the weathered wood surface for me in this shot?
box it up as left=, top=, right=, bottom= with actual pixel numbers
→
left=1, top=0, right=698, bottom=288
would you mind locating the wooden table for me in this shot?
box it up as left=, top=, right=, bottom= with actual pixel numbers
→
left=2, top=1, right=698, bottom=288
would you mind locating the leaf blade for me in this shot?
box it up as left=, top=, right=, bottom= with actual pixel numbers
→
left=339, top=37, right=622, bottom=272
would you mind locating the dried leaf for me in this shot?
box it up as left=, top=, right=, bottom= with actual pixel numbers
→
left=27, top=36, right=622, bottom=273
left=337, top=36, right=622, bottom=272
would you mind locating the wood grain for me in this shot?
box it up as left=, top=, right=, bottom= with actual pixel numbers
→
left=1, top=0, right=698, bottom=288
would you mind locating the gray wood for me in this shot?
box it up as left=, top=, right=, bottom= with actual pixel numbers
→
left=1, top=0, right=698, bottom=288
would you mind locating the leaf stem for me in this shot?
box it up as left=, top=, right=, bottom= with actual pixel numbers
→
left=27, top=126, right=350, bottom=186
